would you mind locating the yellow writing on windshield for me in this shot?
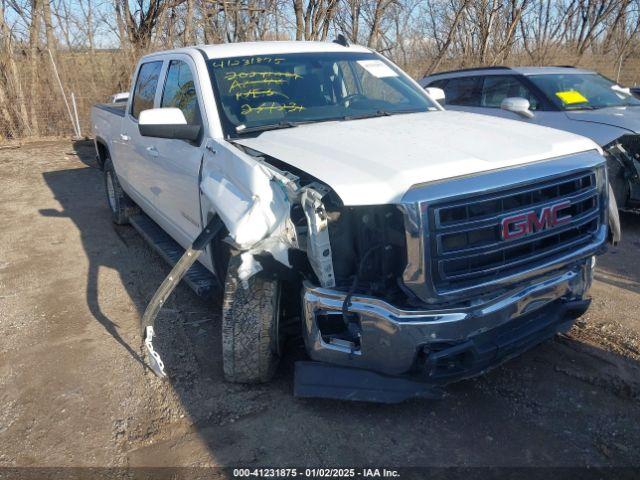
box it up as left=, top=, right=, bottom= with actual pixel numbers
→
left=241, top=102, right=306, bottom=115
left=215, top=61, right=308, bottom=116
left=211, top=57, right=286, bottom=69
left=235, top=89, right=289, bottom=100
left=224, top=71, right=302, bottom=81
left=224, top=71, right=303, bottom=93
left=555, top=90, right=588, bottom=104
left=229, top=78, right=287, bottom=92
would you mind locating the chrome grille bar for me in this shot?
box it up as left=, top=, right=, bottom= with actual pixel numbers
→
left=400, top=150, right=608, bottom=304
left=428, top=171, right=599, bottom=291
left=435, top=191, right=599, bottom=256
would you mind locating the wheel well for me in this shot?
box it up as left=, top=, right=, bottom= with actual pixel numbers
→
left=208, top=216, right=231, bottom=285
left=95, top=139, right=109, bottom=169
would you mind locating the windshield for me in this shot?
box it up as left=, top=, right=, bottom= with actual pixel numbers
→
left=208, top=52, right=436, bottom=135
left=528, top=73, right=640, bottom=110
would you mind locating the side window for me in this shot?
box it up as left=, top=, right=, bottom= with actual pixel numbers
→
left=481, top=75, right=539, bottom=110
left=337, top=60, right=408, bottom=105
left=131, top=61, right=163, bottom=119
left=161, top=60, right=202, bottom=125
left=427, top=79, right=448, bottom=90
left=442, top=76, right=482, bottom=106
left=338, top=61, right=360, bottom=96
left=358, top=67, right=404, bottom=104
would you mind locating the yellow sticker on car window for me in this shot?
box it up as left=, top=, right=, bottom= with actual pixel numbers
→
left=555, top=90, right=588, bottom=104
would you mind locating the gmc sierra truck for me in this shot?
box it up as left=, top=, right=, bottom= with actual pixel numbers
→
left=92, top=40, right=617, bottom=402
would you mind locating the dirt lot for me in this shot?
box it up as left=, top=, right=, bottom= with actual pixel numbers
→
left=1, top=140, right=640, bottom=470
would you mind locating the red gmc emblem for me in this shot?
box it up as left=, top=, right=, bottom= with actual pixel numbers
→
left=501, top=201, right=572, bottom=241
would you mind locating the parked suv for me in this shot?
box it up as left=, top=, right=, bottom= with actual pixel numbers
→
left=421, top=66, right=640, bottom=213
left=92, top=43, right=615, bottom=401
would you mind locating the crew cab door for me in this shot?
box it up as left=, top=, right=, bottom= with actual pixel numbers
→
left=118, top=60, right=164, bottom=203
left=145, top=56, right=207, bottom=247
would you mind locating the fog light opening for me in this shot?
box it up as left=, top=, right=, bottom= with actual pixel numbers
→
left=316, top=311, right=361, bottom=350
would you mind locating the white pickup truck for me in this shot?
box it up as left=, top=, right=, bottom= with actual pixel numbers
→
left=92, top=40, right=615, bottom=402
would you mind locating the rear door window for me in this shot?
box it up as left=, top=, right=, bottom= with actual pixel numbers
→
left=130, top=61, right=163, bottom=119
left=442, top=76, right=482, bottom=106
left=161, top=60, right=202, bottom=125
left=480, top=75, right=539, bottom=110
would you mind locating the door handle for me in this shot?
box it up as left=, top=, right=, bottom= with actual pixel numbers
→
left=146, top=146, right=159, bottom=158
left=120, top=134, right=130, bottom=142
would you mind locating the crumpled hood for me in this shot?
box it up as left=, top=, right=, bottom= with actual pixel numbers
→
left=565, top=106, right=640, bottom=134
left=235, top=111, right=599, bottom=206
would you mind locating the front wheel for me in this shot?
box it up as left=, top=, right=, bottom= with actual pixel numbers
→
left=221, top=257, right=281, bottom=383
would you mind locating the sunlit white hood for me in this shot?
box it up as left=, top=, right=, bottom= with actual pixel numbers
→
left=235, top=111, right=599, bottom=206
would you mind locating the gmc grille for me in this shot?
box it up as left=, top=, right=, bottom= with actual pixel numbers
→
left=427, top=170, right=600, bottom=292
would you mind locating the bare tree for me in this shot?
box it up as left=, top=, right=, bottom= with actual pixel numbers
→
left=28, top=0, right=41, bottom=135
left=0, top=2, right=30, bottom=137
left=422, top=0, right=471, bottom=75
left=114, top=0, right=186, bottom=52
left=3, top=0, right=640, bottom=141
left=292, top=0, right=339, bottom=40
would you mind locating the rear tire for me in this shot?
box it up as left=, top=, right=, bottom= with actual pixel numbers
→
left=222, top=257, right=281, bottom=383
left=104, top=157, right=138, bottom=225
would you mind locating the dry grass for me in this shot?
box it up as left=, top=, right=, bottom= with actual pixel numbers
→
left=1, top=46, right=639, bottom=142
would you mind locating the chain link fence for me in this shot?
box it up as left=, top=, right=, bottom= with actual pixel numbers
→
left=0, top=50, right=134, bottom=141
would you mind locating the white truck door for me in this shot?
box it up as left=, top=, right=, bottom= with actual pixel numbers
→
left=148, top=56, right=207, bottom=247
left=118, top=60, right=165, bottom=207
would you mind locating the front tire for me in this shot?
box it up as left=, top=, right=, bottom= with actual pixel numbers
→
left=222, top=257, right=281, bottom=383
left=104, top=157, right=138, bottom=225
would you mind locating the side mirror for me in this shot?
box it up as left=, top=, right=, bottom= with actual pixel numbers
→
left=425, top=87, right=445, bottom=103
left=138, top=108, right=201, bottom=141
left=611, top=84, right=631, bottom=97
left=500, top=97, right=534, bottom=118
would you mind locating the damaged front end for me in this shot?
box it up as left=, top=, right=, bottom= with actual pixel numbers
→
left=297, top=151, right=608, bottom=401
left=194, top=143, right=608, bottom=403
left=200, top=140, right=407, bottom=302
left=604, top=134, right=640, bottom=211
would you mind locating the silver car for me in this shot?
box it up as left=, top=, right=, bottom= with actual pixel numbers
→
left=421, top=67, right=640, bottom=212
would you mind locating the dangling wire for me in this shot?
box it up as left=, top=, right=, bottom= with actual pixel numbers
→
left=341, top=244, right=385, bottom=325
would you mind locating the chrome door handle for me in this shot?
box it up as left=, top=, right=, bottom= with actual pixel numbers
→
left=146, top=146, right=159, bottom=157
left=120, top=134, right=130, bottom=142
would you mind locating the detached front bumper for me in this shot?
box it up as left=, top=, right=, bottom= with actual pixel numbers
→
left=302, top=259, right=594, bottom=384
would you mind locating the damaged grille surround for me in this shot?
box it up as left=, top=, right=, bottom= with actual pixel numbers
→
left=399, top=150, right=609, bottom=305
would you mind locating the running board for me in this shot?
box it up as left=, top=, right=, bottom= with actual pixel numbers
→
left=129, top=213, right=220, bottom=298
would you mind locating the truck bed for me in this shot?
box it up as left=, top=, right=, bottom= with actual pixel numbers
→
left=93, top=103, right=126, bottom=117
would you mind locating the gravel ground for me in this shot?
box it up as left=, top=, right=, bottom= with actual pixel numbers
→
left=1, top=140, right=639, bottom=469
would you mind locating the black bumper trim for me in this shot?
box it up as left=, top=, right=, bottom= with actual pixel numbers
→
left=295, top=298, right=590, bottom=403
left=424, top=298, right=590, bottom=383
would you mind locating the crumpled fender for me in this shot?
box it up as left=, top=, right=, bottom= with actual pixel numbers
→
left=200, top=161, right=289, bottom=248
left=199, top=141, right=296, bottom=281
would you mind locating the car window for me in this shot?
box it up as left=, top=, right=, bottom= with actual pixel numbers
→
left=161, top=60, right=202, bottom=125
left=528, top=73, right=640, bottom=110
left=426, top=79, right=448, bottom=90
left=208, top=52, right=436, bottom=134
left=337, top=60, right=403, bottom=104
left=131, top=61, right=163, bottom=119
left=481, top=75, right=539, bottom=110
left=442, top=76, right=482, bottom=106
left=338, top=61, right=359, bottom=95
